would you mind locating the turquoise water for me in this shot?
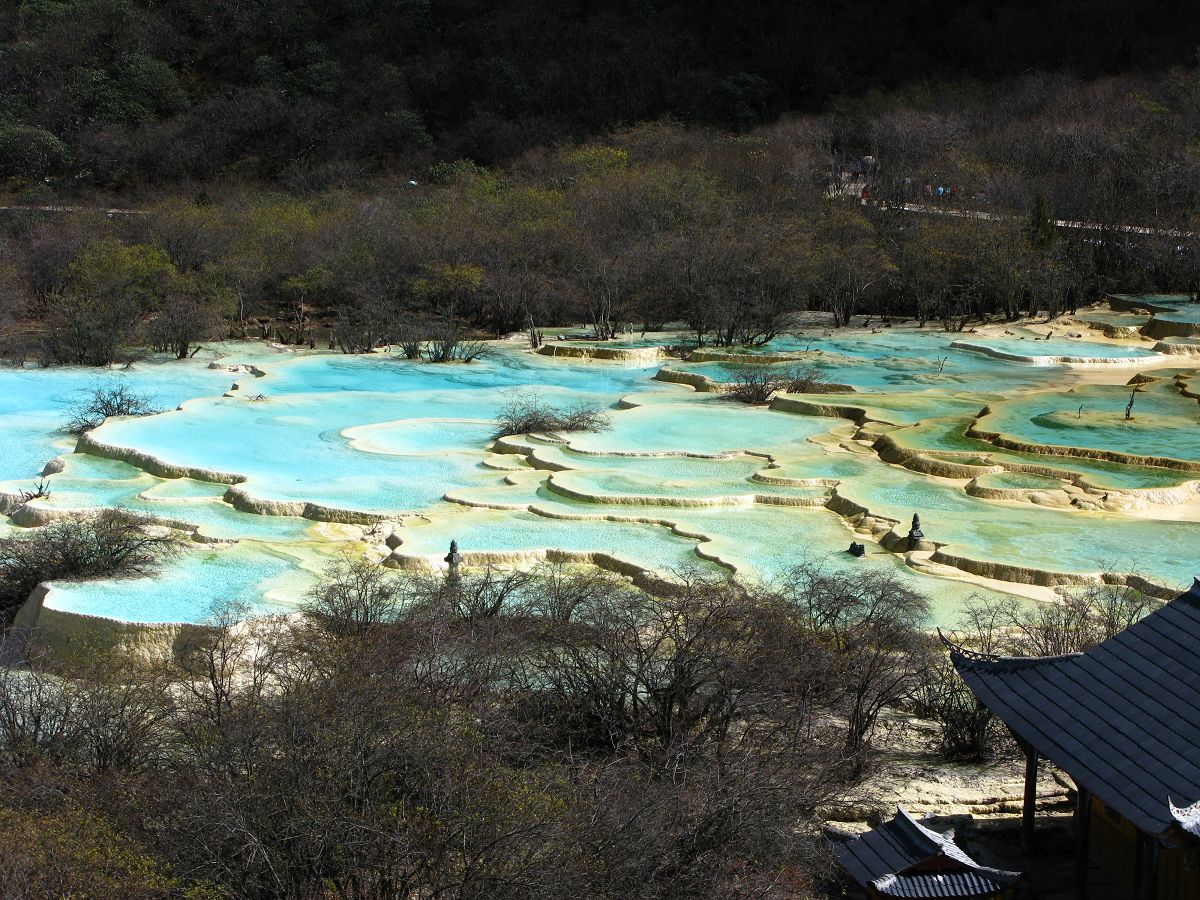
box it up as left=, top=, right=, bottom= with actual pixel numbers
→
left=1155, top=304, right=1200, bottom=325
left=565, top=395, right=833, bottom=455
left=392, top=507, right=715, bottom=575
left=1107, top=294, right=1200, bottom=325
left=45, top=542, right=318, bottom=623
left=682, top=336, right=1059, bottom=393
left=2, top=335, right=1197, bottom=626
left=835, top=465, right=1199, bottom=584
left=889, top=416, right=1192, bottom=488
left=956, top=338, right=1159, bottom=359
left=979, top=382, right=1200, bottom=465
left=1109, top=294, right=1195, bottom=312
left=0, top=359, right=232, bottom=484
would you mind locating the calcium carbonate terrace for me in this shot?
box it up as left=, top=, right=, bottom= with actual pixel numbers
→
left=2, top=310, right=1198, bottom=627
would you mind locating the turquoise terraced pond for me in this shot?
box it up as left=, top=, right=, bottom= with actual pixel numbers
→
left=2, top=317, right=1198, bottom=627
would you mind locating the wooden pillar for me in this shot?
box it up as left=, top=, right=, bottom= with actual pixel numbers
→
left=1019, top=740, right=1039, bottom=853
left=1136, top=832, right=1159, bottom=900
left=1075, top=785, right=1092, bottom=900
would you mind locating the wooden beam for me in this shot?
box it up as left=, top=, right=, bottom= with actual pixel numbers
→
left=1136, top=832, right=1159, bottom=900
left=1075, top=785, right=1092, bottom=900
left=1020, top=741, right=1039, bottom=853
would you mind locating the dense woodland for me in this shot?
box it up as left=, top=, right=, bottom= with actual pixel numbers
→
left=1, top=1, right=1199, bottom=358
left=0, top=526, right=1157, bottom=897
left=1, top=0, right=1195, bottom=184
left=3, top=64, right=1200, bottom=364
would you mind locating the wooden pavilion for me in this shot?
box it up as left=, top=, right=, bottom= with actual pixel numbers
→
left=830, top=806, right=1022, bottom=898
left=949, top=579, right=1200, bottom=899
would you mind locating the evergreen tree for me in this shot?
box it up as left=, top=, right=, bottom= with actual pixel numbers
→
left=1028, top=194, right=1056, bottom=253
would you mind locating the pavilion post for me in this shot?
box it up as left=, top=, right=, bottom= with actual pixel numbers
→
left=1136, top=832, right=1159, bottom=900
left=1075, top=785, right=1092, bottom=900
left=1017, top=736, right=1039, bottom=853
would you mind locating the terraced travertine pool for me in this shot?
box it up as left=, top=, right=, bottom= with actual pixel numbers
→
left=2, top=316, right=1198, bottom=628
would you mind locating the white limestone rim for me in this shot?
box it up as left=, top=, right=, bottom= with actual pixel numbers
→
left=1152, top=341, right=1200, bottom=356
left=384, top=546, right=729, bottom=595
left=17, top=487, right=1181, bottom=633
left=541, top=472, right=829, bottom=509
left=968, top=408, right=1200, bottom=473
left=19, top=577, right=281, bottom=632
left=26, top=343, right=1188, bottom=618
left=653, top=366, right=857, bottom=396
left=963, top=477, right=1072, bottom=504
left=535, top=344, right=670, bottom=363
left=0, top=492, right=233, bottom=541
left=826, top=487, right=1183, bottom=599
left=871, top=430, right=1200, bottom=503
left=926, top=550, right=1180, bottom=600
left=341, top=417, right=495, bottom=457
left=443, top=464, right=1181, bottom=598
left=951, top=340, right=1169, bottom=367
left=75, top=428, right=432, bottom=525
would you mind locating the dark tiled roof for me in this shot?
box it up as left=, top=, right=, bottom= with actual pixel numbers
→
left=833, top=808, right=1020, bottom=898
left=873, top=872, right=1014, bottom=898
left=951, top=578, right=1200, bottom=837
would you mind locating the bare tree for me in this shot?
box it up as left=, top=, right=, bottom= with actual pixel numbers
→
left=777, top=559, right=931, bottom=764
left=725, top=363, right=829, bottom=404
left=303, top=554, right=403, bottom=638
left=494, top=392, right=611, bottom=437
left=61, top=379, right=157, bottom=434
left=0, top=510, right=179, bottom=623
left=145, top=296, right=216, bottom=359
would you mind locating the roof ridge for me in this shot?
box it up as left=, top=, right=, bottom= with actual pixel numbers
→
left=891, top=806, right=941, bottom=856
left=946, top=577, right=1200, bottom=671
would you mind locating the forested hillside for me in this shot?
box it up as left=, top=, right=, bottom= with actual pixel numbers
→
left=1, top=0, right=1196, bottom=186
left=3, top=65, right=1200, bottom=366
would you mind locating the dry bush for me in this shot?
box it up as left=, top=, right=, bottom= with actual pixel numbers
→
left=494, top=392, right=611, bottom=437
left=0, top=509, right=179, bottom=623
left=724, top=363, right=830, bottom=404
left=780, top=364, right=826, bottom=393
left=917, top=578, right=1160, bottom=762
left=911, top=652, right=1000, bottom=762
left=0, top=559, right=969, bottom=897
left=61, top=379, right=157, bottom=434
left=303, top=554, right=404, bottom=637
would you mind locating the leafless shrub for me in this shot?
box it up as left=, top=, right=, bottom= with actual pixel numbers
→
left=917, top=578, right=1160, bottom=762
left=665, top=343, right=698, bottom=359
left=493, top=392, right=611, bottom=437
left=16, top=478, right=52, bottom=503
left=775, top=558, right=932, bottom=765
left=303, top=554, right=404, bottom=638
left=724, top=363, right=781, bottom=404
left=780, top=364, right=827, bottom=393
left=911, top=651, right=999, bottom=762
left=0, top=509, right=179, bottom=623
left=145, top=297, right=216, bottom=359
left=429, top=337, right=488, bottom=362
left=394, top=319, right=426, bottom=360
left=61, top=379, right=157, bottom=434
left=425, top=316, right=489, bottom=362
left=0, top=558, right=969, bottom=896
left=960, top=578, right=1161, bottom=658
left=724, top=363, right=832, bottom=404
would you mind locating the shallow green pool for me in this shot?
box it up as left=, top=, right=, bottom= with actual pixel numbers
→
left=3, top=333, right=1197, bottom=626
